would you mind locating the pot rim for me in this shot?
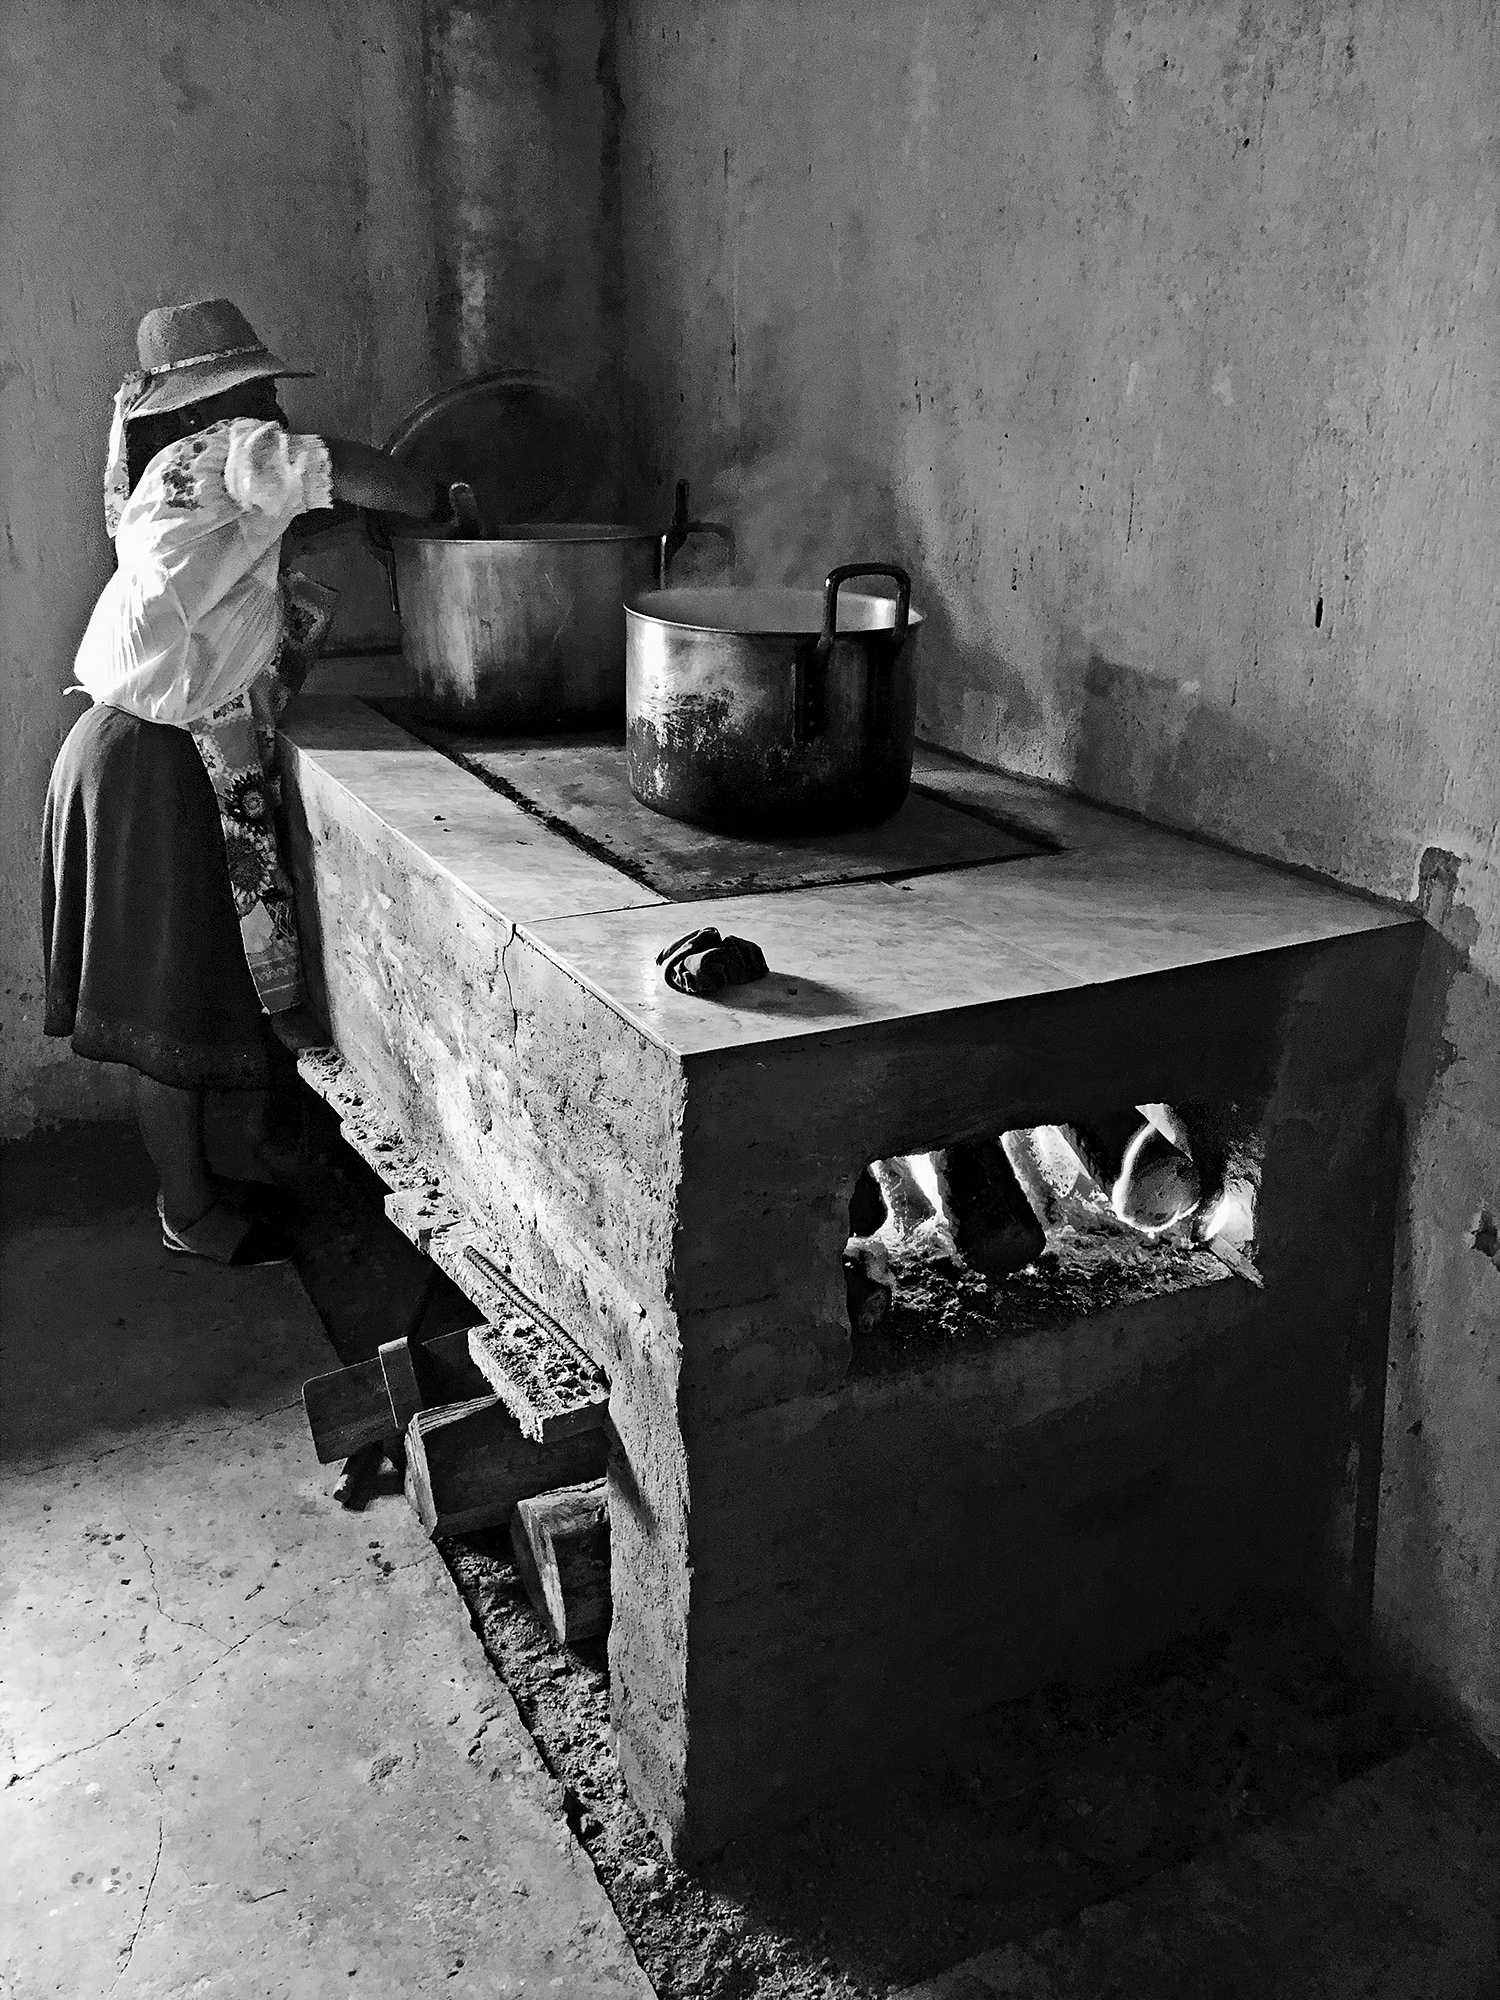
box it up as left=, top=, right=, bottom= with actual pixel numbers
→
left=625, top=585, right=925, bottom=638
left=397, top=522, right=656, bottom=546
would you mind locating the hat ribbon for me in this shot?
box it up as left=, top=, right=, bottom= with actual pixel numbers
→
left=148, top=339, right=271, bottom=375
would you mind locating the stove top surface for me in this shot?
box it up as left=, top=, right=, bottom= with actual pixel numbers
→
left=379, top=703, right=1049, bottom=901
left=283, top=670, right=1416, bottom=1060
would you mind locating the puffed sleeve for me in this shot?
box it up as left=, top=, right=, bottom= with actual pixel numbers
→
left=222, top=420, right=333, bottom=523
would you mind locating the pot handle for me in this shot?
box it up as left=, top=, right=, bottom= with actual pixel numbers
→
left=816, top=563, right=912, bottom=661
left=657, top=479, right=735, bottom=584
left=362, top=508, right=400, bottom=617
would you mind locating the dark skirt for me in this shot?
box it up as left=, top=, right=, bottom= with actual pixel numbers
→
left=42, top=703, right=272, bottom=1090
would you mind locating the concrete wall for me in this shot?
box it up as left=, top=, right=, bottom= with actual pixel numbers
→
left=611, top=2, right=1499, bottom=1754
left=0, top=0, right=621, bottom=1134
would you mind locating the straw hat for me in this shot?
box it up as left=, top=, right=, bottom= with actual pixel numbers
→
left=128, top=298, right=313, bottom=418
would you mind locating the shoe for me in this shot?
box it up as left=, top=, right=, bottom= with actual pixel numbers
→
left=158, top=1194, right=294, bottom=1267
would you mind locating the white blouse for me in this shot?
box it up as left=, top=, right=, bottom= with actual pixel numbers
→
left=73, top=419, right=333, bottom=727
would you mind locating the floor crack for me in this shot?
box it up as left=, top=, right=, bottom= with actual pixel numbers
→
left=123, top=1485, right=223, bottom=1649
left=14, top=1396, right=305, bottom=1480
left=319, top=1551, right=432, bottom=1593
left=10, top=1606, right=312, bottom=1785
left=12, top=1551, right=437, bottom=1784
left=105, top=1762, right=163, bottom=1994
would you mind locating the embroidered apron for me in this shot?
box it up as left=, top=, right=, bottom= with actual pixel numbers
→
left=190, top=571, right=336, bottom=1013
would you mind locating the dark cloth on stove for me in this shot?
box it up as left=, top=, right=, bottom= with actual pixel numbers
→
left=657, top=926, right=769, bottom=996
left=42, top=702, right=272, bottom=1090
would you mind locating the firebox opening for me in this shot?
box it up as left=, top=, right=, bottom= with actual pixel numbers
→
left=843, top=1106, right=1262, bottom=1368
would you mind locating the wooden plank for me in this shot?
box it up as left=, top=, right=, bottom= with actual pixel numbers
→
left=414, top=1331, right=495, bottom=1404
left=301, top=1327, right=488, bottom=1463
left=290, top=1036, right=611, bottom=1458
left=1207, top=1236, right=1264, bottom=1288
left=303, top=1354, right=394, bottom=1464
left=379, top=1336, right=425, bottom=1438
left=403, top=1395, right=610, bottom=1539
left=510, top=1480, right=611, bottom=1645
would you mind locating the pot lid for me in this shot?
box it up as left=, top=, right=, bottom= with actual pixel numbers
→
left=383, top=370, right=615, bottom=533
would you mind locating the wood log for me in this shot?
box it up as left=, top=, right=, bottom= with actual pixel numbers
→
left=510, top=1480, right=611, bottom=1645
left=870, top=1154, right=939, bottom=1238
left=938, top=1138, right=1047, bottom=1277
left=1113, top=1124, right=1202, bottom=1231
left=301, top=1327, right=489, bottom=1463
left=403, top=1395, right=609, bottom=1539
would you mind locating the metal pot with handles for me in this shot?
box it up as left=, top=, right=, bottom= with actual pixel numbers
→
left=625, top=563, right=923, bottom=834
left=370, top=481, right=732, bottom=733
left=362, top=372, right=732, bottom=733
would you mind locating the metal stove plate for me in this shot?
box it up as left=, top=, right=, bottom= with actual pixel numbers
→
left=378, top=702, right=1050, bottom=901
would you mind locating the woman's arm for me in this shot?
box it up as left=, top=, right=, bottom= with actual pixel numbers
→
left=323, top=438, right=447, bottom=520
left=280, top=497, right=363, bottom=551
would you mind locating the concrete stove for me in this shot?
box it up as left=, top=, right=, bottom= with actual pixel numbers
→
left=279, top=669, right=1420, bottom=1861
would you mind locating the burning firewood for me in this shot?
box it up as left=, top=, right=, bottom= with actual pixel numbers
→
left=938, top=1140, right=1047, bottom=1277
left=1008, top=1103, right=1261, bottom=1253
left=1003, top=1115, right=1202, bottom=1237
left=843, top=1103, right=1261, bottom=1338
left=999, top=1124, right=1101, bottom=1227
left=844, top=1139, right=1048, bottom=1332
left=872, top=1154, right=960, bottom=1264
left=1112, top=1122, right=1203, bottom=1231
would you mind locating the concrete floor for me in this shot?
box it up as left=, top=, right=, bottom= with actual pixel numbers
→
left=0, top=1129, right=651, bottom=2000
left=899, top=1738, right=1500, bottom=1999
left=6, top=1124, right=1499, bottom=2000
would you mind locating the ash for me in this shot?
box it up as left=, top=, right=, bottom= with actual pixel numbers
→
left=853, top=1187, right=1231, bottom=1376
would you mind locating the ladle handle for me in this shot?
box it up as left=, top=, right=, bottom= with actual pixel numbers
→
left=816, top=563, right=912, bottom=661
left=447, top=480, right=483, bottom=535
left=657, top=478, right=735, bottom=585
left=362, top=508, right=400, bottom=617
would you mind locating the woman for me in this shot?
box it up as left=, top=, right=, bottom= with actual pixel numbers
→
left=43, top=297, right=449, bottom=1265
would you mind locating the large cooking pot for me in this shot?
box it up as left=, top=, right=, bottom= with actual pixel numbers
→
left=625, top=563, right=923, bottom=834
left=371, top=482, right=731, bottom=733
left=364, top=370, right=732, bottom=732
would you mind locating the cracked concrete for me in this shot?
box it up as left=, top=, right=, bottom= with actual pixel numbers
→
left=0, top=1130, right=653, bottom=1998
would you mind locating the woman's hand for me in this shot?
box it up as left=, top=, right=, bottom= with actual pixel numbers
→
left=324, top=438, right=449, bottom=522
